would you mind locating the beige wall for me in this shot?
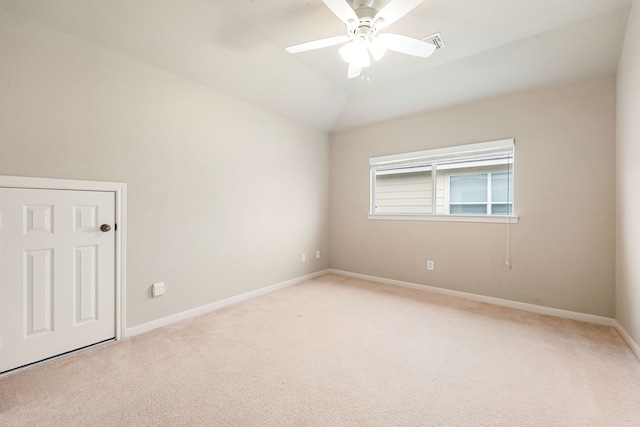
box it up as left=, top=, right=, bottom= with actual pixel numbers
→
left=330, top=76, right=616, bottom=317
left=0, top=4, right=626, bottom=331
left=616, top=0, right=640, bottom=344
left=0, top=9, right=330, bottom=327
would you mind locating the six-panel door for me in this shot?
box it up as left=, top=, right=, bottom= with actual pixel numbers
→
left=0, top=188, right=115, bottom=373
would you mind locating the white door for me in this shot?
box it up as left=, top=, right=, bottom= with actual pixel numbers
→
left=0, top=188, right=115, bottom=373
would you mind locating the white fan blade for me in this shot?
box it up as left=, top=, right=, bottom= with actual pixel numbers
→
left=347, top=62, right=362, bottom=79
left=323, top=0, right=358, bottom=23
left=286, top=35, right=350, bottom=53
left=378, top=33, right=436, bottom=58
left=374, top=0, right=423, bottom=29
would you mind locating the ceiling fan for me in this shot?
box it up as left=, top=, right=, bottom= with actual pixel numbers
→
left=285, top=0, right=437, bottom=79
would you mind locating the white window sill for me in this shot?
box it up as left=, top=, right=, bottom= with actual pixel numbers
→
left=368, top=214, right=519, bottom=224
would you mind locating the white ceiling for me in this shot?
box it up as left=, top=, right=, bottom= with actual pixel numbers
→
left=0, top=0, right=632, bottom=132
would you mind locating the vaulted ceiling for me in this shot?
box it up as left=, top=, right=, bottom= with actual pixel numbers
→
left=0, top=0, right=632, bottom=132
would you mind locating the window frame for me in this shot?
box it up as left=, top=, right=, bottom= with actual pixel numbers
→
left=368, top=139, right=518, bottom=224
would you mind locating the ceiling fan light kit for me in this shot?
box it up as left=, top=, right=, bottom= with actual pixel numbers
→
left=339, top=38, right=373, bottom=67
left=285, top=0, right=438, bottom=79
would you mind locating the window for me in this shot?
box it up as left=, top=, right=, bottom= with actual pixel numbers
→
left=374, top=167, right=433, bottom=214
left=369, top=139, right=516, bottom=222
left=449, top=172, right=513, bottom=215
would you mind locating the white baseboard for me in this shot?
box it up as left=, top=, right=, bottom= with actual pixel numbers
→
left=614, top=320, right=640, bottom=361
left=125, top=270, right=330, bottom=337
left=329, top=269, right=615, bottom=327
left=125, top=268, right=640, bottom=361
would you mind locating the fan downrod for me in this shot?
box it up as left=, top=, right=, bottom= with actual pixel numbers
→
left=353, top=0, right=375, bottom=8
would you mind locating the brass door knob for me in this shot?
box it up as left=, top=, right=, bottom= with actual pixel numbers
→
left=100, top=224, right=112, bottom=232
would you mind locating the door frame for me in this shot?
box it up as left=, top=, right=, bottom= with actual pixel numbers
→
left=0, top=175, right=127, bottom=340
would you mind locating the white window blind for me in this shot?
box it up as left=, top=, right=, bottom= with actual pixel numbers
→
left=370, top=139, right=515, bottom=171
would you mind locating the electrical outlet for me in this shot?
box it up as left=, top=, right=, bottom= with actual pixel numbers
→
left=316, top=250, right=321, bottom=259
left=427, top=260, right=434, bottom=271
left=301, top=253, right=306, bottom=262
left=152, top=282, right=165, bottom=297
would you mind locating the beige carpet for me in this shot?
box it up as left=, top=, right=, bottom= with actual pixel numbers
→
left=1, top=274, right=639, bottom=426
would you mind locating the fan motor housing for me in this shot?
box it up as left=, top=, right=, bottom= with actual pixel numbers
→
left=347, top=7, right=381, bottom=39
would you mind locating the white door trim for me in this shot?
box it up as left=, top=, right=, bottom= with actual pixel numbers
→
left=0, top=175, right=127, bottom=340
